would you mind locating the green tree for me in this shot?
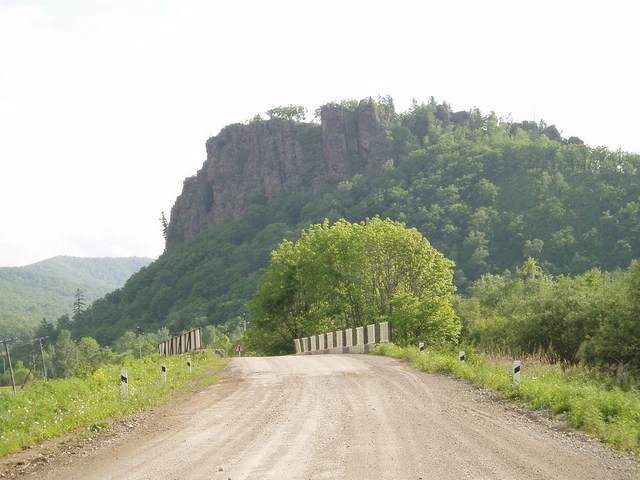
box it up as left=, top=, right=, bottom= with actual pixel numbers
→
left=587, top=260, right=640, bottom=369
left=141, top=328, right=171, bottom=357
left=160, top=211, right=169, bottom=241
left=50, top=330, right=79, bottom=378
left=210, top=334, right=233, bottom=356
left=35, top=318, right=56, bottom=341
left=55, top=314, right=72, bottom=333
left=72, top=289, right=86, bottom=323
left=75, top=337, right=102, bottom=376
left=0, top=361, right=31, bottom=387
left=248, top=218, right=458, bottom=354
left=113, top=331, right=138, bottom=356
left=473, top=178, right=499, bottom=206
left=266, top=105, right=307, bottom=122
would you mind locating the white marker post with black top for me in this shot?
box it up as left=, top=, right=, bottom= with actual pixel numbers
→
left=513, top=360, right=521, bottom=384
left=120, top=369, right=128, bottom=396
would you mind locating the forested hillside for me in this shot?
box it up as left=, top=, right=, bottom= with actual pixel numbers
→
left=70, top=98, right=640, bottom=348
left=0, top=256, right=152, bottom=340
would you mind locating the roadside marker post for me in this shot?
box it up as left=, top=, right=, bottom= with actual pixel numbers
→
left=513, top=360, right=521, bottom=384
left=187, top=357, right=192, bottom=374
left=120, top=369, right=128, bottom=396
left=459, top=351, right=466, bottom=364
left=418, top=341, right=426, bottom=353
left=162, top=363, right=167, bottom=381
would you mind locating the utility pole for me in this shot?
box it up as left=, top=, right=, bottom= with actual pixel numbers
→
left=1, top=338, right=18, bottom=394
left=35, top=337, right=48, bottom=378
left=26, top=337, right=48, bottom=379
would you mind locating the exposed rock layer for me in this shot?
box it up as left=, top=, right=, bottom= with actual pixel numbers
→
left=167, top=100, right=391, bottom=244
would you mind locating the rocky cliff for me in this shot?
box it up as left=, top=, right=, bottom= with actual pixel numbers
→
left=166, top=99, right=392, bottom=244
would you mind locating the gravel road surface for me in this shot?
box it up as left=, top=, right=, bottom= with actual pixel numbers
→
left=10, top=354, right=639, bottom=479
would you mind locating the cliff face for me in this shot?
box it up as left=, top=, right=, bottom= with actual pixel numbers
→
left=167, top=100, right=392, bottom=244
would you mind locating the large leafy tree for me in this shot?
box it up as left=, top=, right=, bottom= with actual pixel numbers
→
left=248, top=217, right=459, bottom=354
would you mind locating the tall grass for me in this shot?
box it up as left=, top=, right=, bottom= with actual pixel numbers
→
left=372, top=343, right=640, bottom=453
left=0, top=352, right=226, bottom=456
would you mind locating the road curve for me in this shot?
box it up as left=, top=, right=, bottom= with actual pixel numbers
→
left=26, top=354, right=638, bottom=479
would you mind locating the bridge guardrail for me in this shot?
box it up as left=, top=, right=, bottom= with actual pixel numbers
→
left=294, top=321, right=391, bottom=355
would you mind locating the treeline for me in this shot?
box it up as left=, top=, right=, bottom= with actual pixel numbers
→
left=65, top=98, right=640, bottom=350
left=1, top=329, right=157, bottom=386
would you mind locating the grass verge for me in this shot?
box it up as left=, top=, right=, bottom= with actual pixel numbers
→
left=372, top=343, right=640, bottom=454
left=0, top=352, right=226, bottom=456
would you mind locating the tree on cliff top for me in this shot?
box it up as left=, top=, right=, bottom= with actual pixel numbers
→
left=266, top=105, right=307, bottom=122
left=247, top=217, right=460, bottom=354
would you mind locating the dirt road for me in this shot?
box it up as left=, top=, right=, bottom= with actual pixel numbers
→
left=14, top=355, right=639, bottom=479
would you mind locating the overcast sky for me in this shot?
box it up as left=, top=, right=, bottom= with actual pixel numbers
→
left=1, top=0, right=637, bottom=267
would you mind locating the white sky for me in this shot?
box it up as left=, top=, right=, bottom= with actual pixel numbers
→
left=1, top=0, right=638, bottom=267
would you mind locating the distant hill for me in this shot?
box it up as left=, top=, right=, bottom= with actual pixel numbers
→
left=0, top=256, right=153, bottom=339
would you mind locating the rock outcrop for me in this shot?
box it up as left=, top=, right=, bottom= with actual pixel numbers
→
left=167, top=99, right=392, bottom=244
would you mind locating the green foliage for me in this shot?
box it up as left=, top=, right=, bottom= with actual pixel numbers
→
left=111, top=328, right=170, bottom=359
left=586, top=260, right=640, bottom=369
left=0, top=361, right=31, bottom=389
left=209, top=334, right=233, bottom=355
left=247, top=218, right=458, bottom=354
left=50, top=330, right=79, bottom=378
left=266, top=105, right=307, bottom=122
left=458, top=259, right=640, bottom=372
left=0, top=312, right=35, bottom=342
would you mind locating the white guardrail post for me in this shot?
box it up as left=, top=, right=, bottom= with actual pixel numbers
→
left=293, top=321, right=395, bottom=355
left=318, top=333, right=326, bottom=351
left=326, top=331, right=335, bottom=351
left=378, top=322, right=390, bottom=343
